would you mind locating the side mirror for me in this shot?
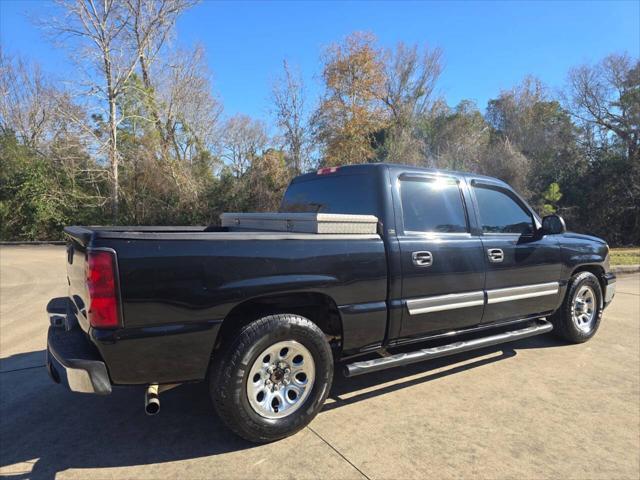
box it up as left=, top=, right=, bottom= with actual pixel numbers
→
left=541, top=214, right=566, bottom=235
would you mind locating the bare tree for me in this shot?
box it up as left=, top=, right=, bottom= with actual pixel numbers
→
left=382, top=42, right=443, bottom=122
left=159, top=46, right=223, bottom=164
left=486, top=76, right=548, bottom=147
left=566, top=53, right=639, bottom=160
left=124, top=0, right=199, bottom=150
left=379, top=42, right=443, bottom=163
left=0, top=50, right=58, bottom=149
left=41, top=0, right=192, bottom=220
left=272, top=60, right=310, bottom=174
left=218, top=115, right=268, bottom=178
left=0, top=50, right=97, bottom=177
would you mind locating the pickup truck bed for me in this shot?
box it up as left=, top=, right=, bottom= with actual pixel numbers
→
left=61, top=224, right=388, bottom=384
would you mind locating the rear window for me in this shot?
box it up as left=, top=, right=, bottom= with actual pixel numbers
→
left=280, top=174, right=378, bottom=216
left=399, top=177, right=468, bottom=233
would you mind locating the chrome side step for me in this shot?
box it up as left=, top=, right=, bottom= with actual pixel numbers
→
left=343, top=319, right=553, bottom=377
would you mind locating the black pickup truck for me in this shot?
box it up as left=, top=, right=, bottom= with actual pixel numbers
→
left=46, top=163, right=616, bottom=442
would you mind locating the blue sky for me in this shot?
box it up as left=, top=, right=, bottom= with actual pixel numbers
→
left=1, top=0, right=639, bottom=123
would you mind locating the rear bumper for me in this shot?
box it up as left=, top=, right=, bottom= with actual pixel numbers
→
left=46, top=298, right=112, bottom=395
left=603, top=273, right=616, bottom=307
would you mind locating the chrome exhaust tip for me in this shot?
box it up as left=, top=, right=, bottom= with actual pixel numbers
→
left=144, top=383, right=181, bottom=415
left=145, top=384, right=160, bottom=415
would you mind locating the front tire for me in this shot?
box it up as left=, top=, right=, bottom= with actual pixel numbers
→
left=552, top=271, right=604, bottom=343
left=209, top=314, right=333, bottom=443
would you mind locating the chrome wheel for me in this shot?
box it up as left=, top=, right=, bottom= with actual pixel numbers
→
left=572, top=285, right=596, bottom=333
left=246, top=340, right=316, bottom=419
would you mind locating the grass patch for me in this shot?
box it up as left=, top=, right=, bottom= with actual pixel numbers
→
left=610, top=248, right=640, bottom=266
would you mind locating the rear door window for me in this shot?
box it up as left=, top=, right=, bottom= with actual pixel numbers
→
left=399, top=177, right=468, bottom=233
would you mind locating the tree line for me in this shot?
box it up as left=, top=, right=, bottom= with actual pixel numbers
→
left=0, top=2, right=638, bottom=245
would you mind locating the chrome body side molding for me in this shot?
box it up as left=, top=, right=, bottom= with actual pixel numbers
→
left=405, top=282, right=560, bottom=315
left=406, top=291, right=485, bottom=315
left=486, top=282, right=559, bottom=304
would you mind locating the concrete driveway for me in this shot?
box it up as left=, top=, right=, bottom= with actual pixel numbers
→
left=1, top=245, right=638, bottom=479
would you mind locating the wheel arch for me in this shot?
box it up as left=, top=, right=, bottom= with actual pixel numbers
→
left=570, top=264, right=606, bottom=294
left=212, top=291, right=343, bottom=358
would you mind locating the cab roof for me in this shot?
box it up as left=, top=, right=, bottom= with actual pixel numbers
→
left=293, top=163, right=507, bottom=187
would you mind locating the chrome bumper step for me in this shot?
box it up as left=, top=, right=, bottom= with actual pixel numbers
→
left=343, top=319, right=553, bottom=377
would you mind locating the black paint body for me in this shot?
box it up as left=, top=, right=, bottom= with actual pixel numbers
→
left=62, top=163, right=612, bottom=385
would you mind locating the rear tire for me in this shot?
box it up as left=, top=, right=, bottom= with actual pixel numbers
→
left=209, top=314, right=333, bottom=443
left=552, top=271, right=603, bottom=343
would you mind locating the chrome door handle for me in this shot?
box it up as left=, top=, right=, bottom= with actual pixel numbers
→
left=487, top=248, right=504, bottom=263
left=412, top=251, right=433, bottom=266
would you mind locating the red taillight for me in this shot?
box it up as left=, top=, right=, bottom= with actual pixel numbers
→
left=86, top=250, right=121, bottom=329
left=317, top=167, right=339, bottom=175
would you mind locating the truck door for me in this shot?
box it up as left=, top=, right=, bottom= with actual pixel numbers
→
left=395, top=173, right=486, bottom=338
left=469, top=180, right=562, bottom=324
